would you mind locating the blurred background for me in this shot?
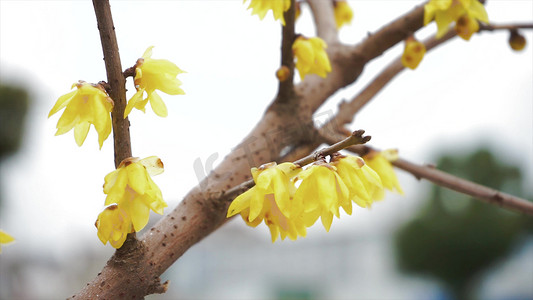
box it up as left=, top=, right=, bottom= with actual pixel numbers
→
left=0, top=1, right=532, bottom=299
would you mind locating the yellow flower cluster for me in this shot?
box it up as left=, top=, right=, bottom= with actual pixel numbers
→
left=0, top=230, right=15, bottom=254
left=292, top=36, right=332, bottom=80
left=424, top=0, right=489, bottom=41
left=227, top=151, right=402, bottom=242
left=244, top=0, right=291, bottom=25
left=50, top=47, right=183, bottom=148
left=333, top=1, right=354, bottom=29
left=401, top=37, right=426, bottom=70
left=48, top=81, right=113, bottom=149
left=96, top=156, right=167, bottom=248
left=49, top=48, right=180, bottom=248
left=125, top=46, right=185, bottom=118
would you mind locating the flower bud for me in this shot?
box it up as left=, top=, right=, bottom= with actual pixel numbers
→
left=509, top=30, right=526, bottom=51
left=401, top=36, right=426, bottom=70
left=276, top=66, right=291, bottom=82
left=455, top=14, right=479, bottom=41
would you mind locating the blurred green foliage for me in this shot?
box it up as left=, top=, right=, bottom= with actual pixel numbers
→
left=394, top=148, right=532, bottom=300
left=0, top=84, right=29, bottom=159
left=0, top=84, right=30, bottom=208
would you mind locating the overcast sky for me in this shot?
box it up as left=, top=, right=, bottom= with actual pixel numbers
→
left=0, top=0, right=532, bottom=255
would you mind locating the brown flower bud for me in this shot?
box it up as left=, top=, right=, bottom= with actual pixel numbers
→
left=276, top=65, right=291, bottom=82
left=509, top=30, right=526, bottom=51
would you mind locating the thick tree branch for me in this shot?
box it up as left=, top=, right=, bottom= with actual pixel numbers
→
left=75, top=3, right=429, bottom=298
left=93, top=0, right=131, bottom=168
left=77, top=3, right=533, bottom=299
left=355, top=4, right=424, bottom=62
left=307, top=0, right=338, bottom=44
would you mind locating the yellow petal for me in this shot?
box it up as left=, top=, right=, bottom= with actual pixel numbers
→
left=240, top=208, right=263, bottom=227
left=401, top=38, right=426, bottom=70
left=334, top=1, right=353, bottom=29
left=142, top=46, right=154, bottom=59
left=467, top=0, right=488, bottom=23
left=103, top=169, right=120, bottom=194
left=126, top=163, right=148, bottom=195
left=105, top=169, right=129, bottom=206
left=55, top=112, right=79, bottom=136
left=139, top=156, right=164, bottom=176
left=148, top=91, right=168, bottom=117
left=0, top=230, right=15, bottom=244
left=129, top=199, right=150, bottom=232
left=249, top=187, right=265, bottom=222
left=48, top=90, right=76, bottom=118
left=302, top=209, right=320, bottom=227
left=143, top=59, right=184, bottom=78
left=268, top=224, right=280, bottom=243
left=321, top=210, right=334, bottom=232
left=124, top=89, right=145, bottom=118
left=74, top=122, right=90, bottom=147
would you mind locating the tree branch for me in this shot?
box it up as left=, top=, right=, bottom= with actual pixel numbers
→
left=326, top=29, right=457, bottom=131
left=391, top=157, right=533, bottom=215
left=93, top=0, right=131, bottom=168
left=320, top=21, right=532, bottom=137
left=307, top=0, right=338, bottom=44
left=296, top=3, right=426, bottom=118
left=275, top=0, right=296, bottom=104
left=75, top=4, right=430, bottom=298
left=354, top=3, right=424, bottom=62
left=78, top=3, right=529, bottom=298
left=221, top=129, right=371, bottom=202
left=480, top=22, right=533, bottom=32
left=319, top=131, right=533, bottom=216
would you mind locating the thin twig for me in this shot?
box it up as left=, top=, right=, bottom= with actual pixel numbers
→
left=320, top=131, right=533, bottom=216
left=275, top=0, right=296, bottom=103
left=480, top=23, right=533, bottom=32
left=392, top=157, right=533, bottom=215
left=93, top=0, right=132, bottom=168
left=325, top=30, right=457, bottom=131
left=323, top=21, right=533, bottom=133
left=221, top=129, right=371, bottom=203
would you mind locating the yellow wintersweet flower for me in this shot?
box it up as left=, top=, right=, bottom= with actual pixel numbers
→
left=401, top=36, right=426, bottom=70
left=125, top=46, right=185, bottom=118
left=424, top=0, right=488, bottom=39
left=333, top=1, right=353, bottom=29
left=95, top=204, right=133, bottom=249
left=103, top=156, right=167, bottom=233
left=330, top=154, right=382, bottom=208
left=292, top=36, right=332, bottom=80
left=455, top=14, right=479, bottom=41
left=48, top=81, right=113, bottom=149
left=363, top=150, right=403, bottom=195
left=293, top=161, right=350, bottom=232
left=0, top=230, right=15, bottom=253
left=244, top=0, right=291, bottom=25
left=227, top=162, right=305, bottom=242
